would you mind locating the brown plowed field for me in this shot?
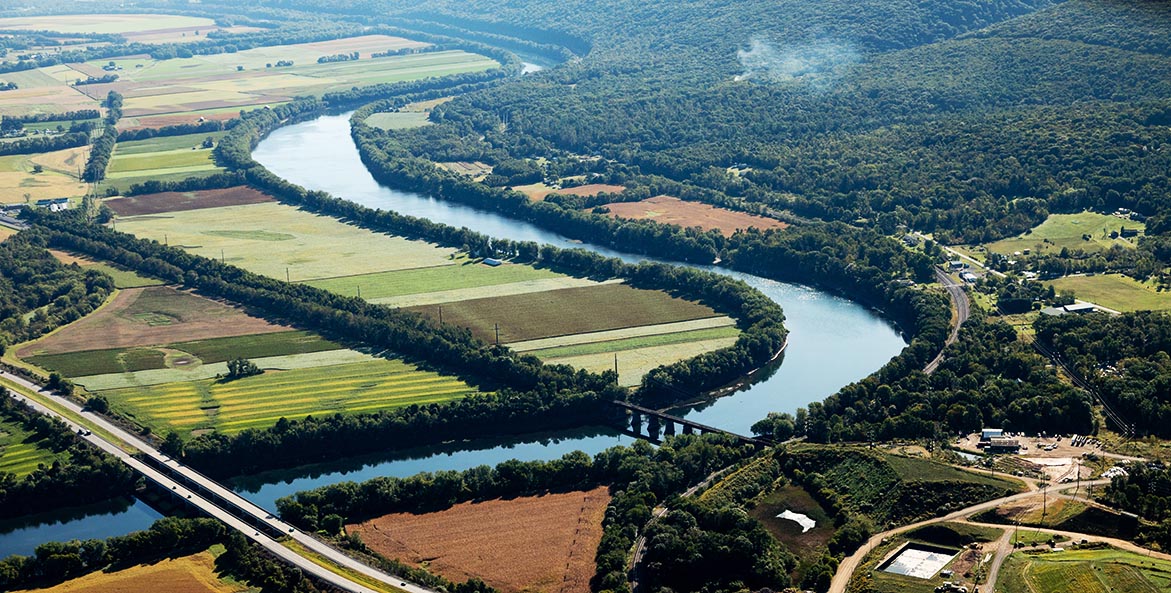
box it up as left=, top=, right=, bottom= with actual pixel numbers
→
left=602, top=195, right=789, bottom=237
left=18, top=286, right=288, bottom=356
left=105, top=187, right=274, bottom=216
left=12, top=550, right=246, bottom=593
left=125, top=111, right=239, bottom=131
left=350, top=486, right=611, bottom=593
left=553, top=183, right=626, bottom=197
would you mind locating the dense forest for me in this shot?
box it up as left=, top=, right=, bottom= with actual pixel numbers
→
left=1035, top=311, right=1171, bottom=437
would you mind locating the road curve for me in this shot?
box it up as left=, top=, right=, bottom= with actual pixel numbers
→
left=826, top=480, right=1110, bottom=593
left=1, top=371, right=436, bottom=593
left=924, top=266, right=971, bottom=374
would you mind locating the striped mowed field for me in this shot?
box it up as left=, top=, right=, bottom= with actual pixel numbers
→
left=100, top=359, right=480, bottom=436
left=0, top=420, right=60, bottom=477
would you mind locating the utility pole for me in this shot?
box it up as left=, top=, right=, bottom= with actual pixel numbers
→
left=286, top=267, right=290, bottom=283
left=164, top=233, right=168, bottom=245
left=221, top=249, right=225, bottom=264
left=438, top=305, right=443, bottom=324
left=614, top=353, right=619, bottom=383
left=494, top=323, right=500, bottom=346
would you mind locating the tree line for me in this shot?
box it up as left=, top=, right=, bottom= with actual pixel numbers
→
left=0, top=392, right=138, bottom=521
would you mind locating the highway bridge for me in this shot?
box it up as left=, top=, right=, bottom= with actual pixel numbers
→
left=1, top=370, right=438, bottom=593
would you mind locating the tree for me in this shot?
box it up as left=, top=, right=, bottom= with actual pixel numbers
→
left=225, top=357, right=261, bottom=380
left=161, top=431, right=185, bottom=457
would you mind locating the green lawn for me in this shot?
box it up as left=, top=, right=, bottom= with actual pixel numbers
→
left=100, top=358, right=480, bottom=437
left=1045, top=274, right=1171, bottom=312
left=304, top=257, right=561, bottom=300
left=984, top=211, right=1144, bottom=256
left=997, top=547, right=1171, bottom=593
left=885, top=454, right=1022, bottom=489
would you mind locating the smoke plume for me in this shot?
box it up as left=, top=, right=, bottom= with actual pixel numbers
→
left=734, top=38, right=860, bottom=89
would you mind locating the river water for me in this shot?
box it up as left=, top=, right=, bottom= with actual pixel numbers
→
left=1, top=110, right=906, bottom=556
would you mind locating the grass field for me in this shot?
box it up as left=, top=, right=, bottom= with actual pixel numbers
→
left=350, top=487, right=610, bottom=593
left=114, top=202, right=458, bottom=281
left=305, top=257, right=562, bottom=300
left=545, top=337, right=739, bottom=386
left=0, top=149, right=89, bottom=203
left=1045, top=274, right=1171, bottom=312
left=26, top=329, right=340, bottom=377
left=18, top=286, right=289, bottom=357
left=88, top=263, right=165, bottom=289
left=406, top=283, right=721, bottom=344
left=100, top=357, right=479, bottom=436
left=365, top=111, right=432, bottom=130
left=0, top=419, right=60, bottom=477
left=511, top=317, right=738, bottom=352
left=9, top=548, right=249, bottom=593
left=984, top=211, right=1145, bottom=256
left=997, top=547, right=1171, bottom=593
left=114, top=132, right=226, bottom=155
left=106, top=148, right=218, bottom=178
left=526, top=325, right=740, bottom=358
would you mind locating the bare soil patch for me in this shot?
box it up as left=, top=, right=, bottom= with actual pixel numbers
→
left=350, top=486, right=610, bottom=593
left=105, top=187, right=274, bottom=216
left=126, top=111, right=239, bottom=131
left=553, top=183, right=626, bottom=197
left=18, top=286, right=288, bottom=357
left=602, top=195, right=788, bottom=237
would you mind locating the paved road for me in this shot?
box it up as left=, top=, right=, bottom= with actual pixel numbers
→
left=2, top=371, right=438, bottom=593
left=826, top=480, right=1110, bottom=593
left=924, top=266, right=971, bottom=374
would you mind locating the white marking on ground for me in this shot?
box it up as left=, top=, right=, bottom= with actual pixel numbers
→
left=777, top=510, right=816, bottom=533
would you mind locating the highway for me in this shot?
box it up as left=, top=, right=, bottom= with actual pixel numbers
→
left=923, top=266, right=971, bottom=374
left=1, top=370, right=438, bottom=593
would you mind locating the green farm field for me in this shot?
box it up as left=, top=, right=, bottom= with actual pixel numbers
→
left=113, top=132, right=226, bottom=155
left=114, top=202, right=459, bottom=281
left=527, top=326, right=740, bottom=359
left=406, top=283, right=722, bottom=344
left=0, top=419, right=60, bottom=477
left=87, top=263, right=165, bottom=289
left=101, top=358, right=480, bottom=436
left=547, top=337, right=738, bottom=386
left=984, top=211, right=1145, bottom=256
left=26, top=330, right=340, bottom=377
left=106, top=148, right=218, bottom=178
left=305, top=257, right=562, bottom=300
left=1045, top=274, right=1171, bottom=312
left=996, top=547, right=1171, bottom=593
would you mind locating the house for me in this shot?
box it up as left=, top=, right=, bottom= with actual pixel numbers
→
left=948, top=260, right=967, bottom=271
left=481, top=257, right=503, bottom=267
left=981, top=429, right=1004, bottom=440
left=902, top=234, right=920, bottom=247
left=960, top=272, right=978, bottom=283
left=1063, top=303, right=1097, bottom=314
left=986, top=437, right=1021, bottom=454
left=1120, top=227, right=1139, bottom=238
left=34, top=198, right=71, bottom=212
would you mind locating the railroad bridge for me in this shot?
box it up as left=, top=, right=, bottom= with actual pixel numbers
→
left=613, top=401, right=773, bottom=448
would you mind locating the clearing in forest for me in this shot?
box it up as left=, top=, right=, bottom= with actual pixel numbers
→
left=601, top=195, right=789, bottom=237
left=0, top=150, right=89, bottom=203
left=984, top=211, right=1144, bottom=256
left=1045, top=273, right=1171, bottom=312
left=350, top=486, right=611, bottom=593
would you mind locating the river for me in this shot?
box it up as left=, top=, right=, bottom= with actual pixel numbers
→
left=1, top=110, right=906, bottom=555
